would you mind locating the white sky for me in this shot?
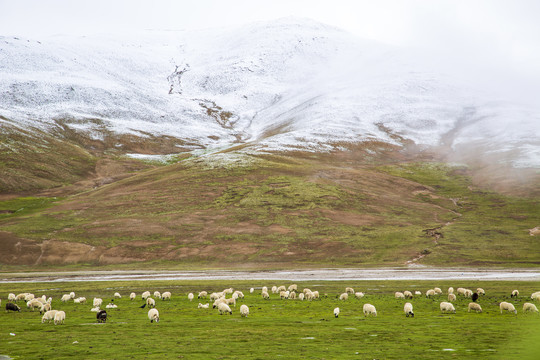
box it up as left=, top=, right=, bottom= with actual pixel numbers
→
left=1, top=0, right=539, bottom=97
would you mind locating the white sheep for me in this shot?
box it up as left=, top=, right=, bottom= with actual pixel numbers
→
left=240, top=304, right=249, bottom=317
left=289, top=292, right=297, bottom=300
left=426, top=289, right=436, bottom=297
left=130, top=292, right=136, bottom=300
left=61, top=294, right=71, bottom=302
left=39, top=302, right=52, bottom=314
left=531, top=291, right=540, bottom=301
left=434, top=287, right=442, bottom=295
left=523, top=302, right=539, bottom=313
left=69, top=292, right=75, bottom=299
left=162, top=291, right=172, bottom=300
left=90, top=306, right=101, bottom=312
left=233, top=291, right=244, bottom=299
left=217, top=302, right=232, bottom=315
left=153, top=291, right=161, bottom=299
left=250, top=288, right=254, bottom=294
left=345, top=287, right=354, bottom=294
left=447, top=287, right=454, bottom=295
left=15, top=293, right=27, bottom=302
left=457, top=287, right=467, bottom=296
left=395, top=292, right=405, bottom=299
left=440, top=302, right=456, bottom=313
left=41, top=310, right=58, bottom=323
left=276, top=286, right=286, bottom=293
left=511, top=289, right=519, bottom=298
left=271, top=286, right=278, bottom=294
left=355, top=292, right=364, bottom=299
left=210, top=292, right=222, bottom=301
left=8, top=293, right=16, bottom=302
left=404, top=302, right=414, bottom=317
left=74, top=297, right=86, bottom=304
left=288, top=284, right=298, bottom=292
left=414, top=291, right=422, bottom=296
left=54, top=310, right=66, bottom=325
left=106, top=303, right=117, bottom=309
left=468, top=302, right=482, bottom=313
left=25, top=293, right=35, bottom=302
left=93, top=298, right=103, bottom=307
left=464, top=289, right=473, bottom=298
left=280, top=291, right=290, bottom=299
left=476, top=288, right=485, bottom=296
left=198, top=291, right=207, bottom=299
left=141, top=291, right=151, bottom=300
left=146, top=298, right=156, bottom=308
left=114, top=292, right=122, bottom=299
left=339, top=293, right=349, bottom=301
left=225, top=297, right=236, bottom=307
left=500, top=302, right=517, bottom=314
left=198, top=303, right=209, bottom=309
left=403, top=291, right=413, bottom=299
left=363, top=303, right=377, bottom=317
left=298, top=293, right=304, bottom=301
left=188, top=293, right=194, bottom=302
left=27, top=298, right=42, bottom=311
left=334, top=307, right=340, bottom=318
left=223, top=288, right=234, bottom=295
left=448, top=294, right=456, bottom=302
left=261, top=291, right=270, bottom=300
left=261, top=286, right=268, bottom=294
left=312, top=291, right=320, bottom=300
left=148, top=308, right=159, bottom=323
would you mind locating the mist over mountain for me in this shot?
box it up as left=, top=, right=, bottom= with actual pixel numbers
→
left=1, top=17, right=539, bottom=167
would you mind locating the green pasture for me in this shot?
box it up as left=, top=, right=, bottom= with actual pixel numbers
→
left=1, top=280, right=539, bottom=359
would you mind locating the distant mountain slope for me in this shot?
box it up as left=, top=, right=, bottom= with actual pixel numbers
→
left=1, top=17, right=539, bottom=168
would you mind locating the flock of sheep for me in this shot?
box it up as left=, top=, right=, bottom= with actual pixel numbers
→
left=3, top=285, right=540, bottom=325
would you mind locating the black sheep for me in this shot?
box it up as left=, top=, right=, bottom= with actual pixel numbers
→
left=97, top=310, right=107, bottom=323
left=471, top=292, right=479, bottom=302
left=6, top=303, right=20, bottom=312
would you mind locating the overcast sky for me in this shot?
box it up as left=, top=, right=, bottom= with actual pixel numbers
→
left=1, top=0, right=539, bottom=96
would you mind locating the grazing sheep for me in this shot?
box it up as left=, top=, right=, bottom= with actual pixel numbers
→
left=261, top=291, right=270, bottom=300
left=457, top=288, right=467, bottom=296
left=355, top=292, right=365, bottom=299
left=250, top=288, right=254, bottom=293
left=162, top=292, right=172, bottom=300
left=511, top=289, right=519, bottom=298
left=476, top=288, right=485, bottom=296
left=146, top=298, right=156, bottom=308
left=500, top=302, right=517, bottom=314
left=271, top=286, right=278, bottom=294
left=240, top=304, right=249, bottom=317
left=148, top=308, right=159, bottom=323
left=395, top=292, right=405, bottom=299
left=213, top=298, right=225, bottom=309
left=114, top=292, right=122, bottom=299
left=447, top=287, right=454, bottom=295
left=223, top=288, right=234, bottom=295
left=97, top=310, right=107, bottom=323
left=217, top=302, right=232, bottom=315
left=106, top=303, right=117, bottom=309
left=61, top=294, right=71, bottom=302
left=27, top=298, right=42, bottom=311
left=188, top=293, right=194, bottom=302
left=91, top=306, right=101, bottom=312
left=288, top=284, right=298, bottom=293
left=42, top=310, right=58, bottom=323
left=448, top=294, right=457, bottom=302
left=363, top=304, right=377, bottom=317
left=464, top=289, right=473, bottom=298
left=141, top=291, right=151, bottom=300
left=198, top=303, right=209, bottom=309
left=74, top=297, right=86, bottom=304
left=531, top=291, right=540, bottom=301
left=414, top=291, right=422, bottom=296
left=224, top=297, right=236, bottom=307
left=262, top=287, right=268, bottom=293
left=298, top=293, right=304, bottom=301
left=276, top=286, right=286, bottom=293
left=468, top=302, right=483, bottom=313
left=54, top=310, right=66, bottom=325
left=69, top=292, right=75, bottom=299
left=232, top=292, right=239, bottom=301
left=15, top=293, right=27, bottom=302
left=471, top=292, right=479, bottom=302
left=39, top=302, right=51, bottom=314
left=280, top=291, right=290, bottom=300
left=440, top=302, right=456, bottom=313
left=153, top=291, right=161, bottom=299
left=339, top=293, right=349, bottom=301
left=24, top=293, right=35, bottom=301
left=404, top=302, right=414, bottom=317
left=403, top=291, right=413, bottom=299
left=334, top=307, right=340, bottom=318
left=345, top=287, right=355, bottom=294
left=209, top=292, right=221, bottom=301
left=312, top=291, right=320, bottom=300
left=93, top=298, right=103, bottom=307
left=233, top=291, right=244, bottom=299
left=289, top=292, right=297, bottom=300
left=434, top=287, right=442, bottom=295
left=426, top=289, right=436, bottom=298
left=523, top=303, right=539, bottom=313
left=6, top=303, right=20, bottom=312
left=8, top=293, right=16, bottom=302
left=130, top=292, right=136, bottom=301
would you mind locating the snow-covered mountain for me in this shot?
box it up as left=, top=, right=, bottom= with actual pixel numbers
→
left=1, top=17, right=539, bottom=167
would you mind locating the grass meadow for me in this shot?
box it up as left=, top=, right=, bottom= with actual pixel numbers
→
left=1, top=279, right=539, bottom=359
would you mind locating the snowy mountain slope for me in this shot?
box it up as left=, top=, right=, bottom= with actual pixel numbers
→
left=1, top=17, right=539, bottom=167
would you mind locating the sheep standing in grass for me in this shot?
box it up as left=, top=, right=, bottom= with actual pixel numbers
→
left=69, top=292, right=75, bottom=299
left=298, top=293, right=304, bottom=301
left=447, top=287, right=454, bottom=295
left=42, top=310, right=58, bottom=323
left=448, top=294, right=456, bottom=302
left=531, top=292, right=540, bottom=301
left=8, top=293, right=16, bottom=302
left=426, top=289, right=436, bottom=298
left=27, top=298, right=42, bottom=311
left=39, top=302, right=51, bottom=314
left=148, top=308, right=159, bottom=323
left=142, top=291, right=151, bottom=300
left=188, top=293, right=194, bottom=302
left=434, top=287, right=442, bottom=295
left=198, top=291, right=208, bottom=299
left=61, top=294, right=71, bottom=302
left=162, top=292, right=172, bottom=301
left=476, top=288, right=485, bottom=296
left=334, top=307, right=340, bottom=318
left=217, top=302, right=232, bottom=315
left=6, top=303, right=20, bottom=312
left=250, top=288, right=254, bottom=294
left=97, top=310, right=107, bottom=323
left=91, top=306, right=101, bottom=312
left=54, top=310, right=66, bottom=325
left=198, top=303, right=209, bottom=309
left=261, top=287, right=268, bottom=294
left=500, top=302, right=517, bottom=314
left=271, top=286, right=278, bottom=294
left=261, top=291, right=270, bottom=300
left=355, top=292, right=364, bottom=299
left=414, top=291, right=422, bottom=296
left=468, top=303, right=482, bottom=313
left=345, top=287, right=354, bottom=294
left=114, top=292, right=122, bottom=299
left=146, top=298, right=156, bottom=308
left=93, top=298, right=103, bottom=308
left=440, top=302, right=456, bottom=313
left=288, top=284, right=298, bottom=293
left=404, top=303, right=414, bottom=317
left=240, top=304, right=249, bottom=317
left=130, top=292, right=136, bottom=301
left=395, top=292, right=405, bottom=299
left=523, top=303, right=539, bottom=313
left=404, top=291, right=413, bottom=299
left=280, top=291, right=290, bottom=300
left=154, top=291, right=161, bottom=299
left=511, top=290, right=519, bottom=298
left=457, top=288, right=466, bottom=296
left=312, top=291, right=320, bottom=300
left=339, top=293, right=348, bottom=301
left=363, top=304, right=377, bottom=317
